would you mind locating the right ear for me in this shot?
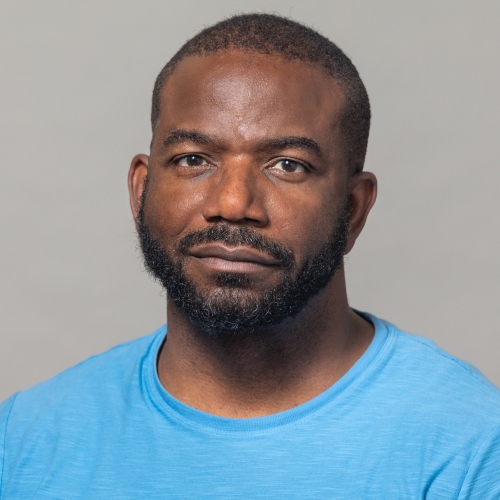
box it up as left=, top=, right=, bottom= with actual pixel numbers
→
left=128, top=154, right=149, bottom=228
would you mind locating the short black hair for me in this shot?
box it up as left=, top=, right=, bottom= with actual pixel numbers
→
left=151, top=13, right=370, bottom=172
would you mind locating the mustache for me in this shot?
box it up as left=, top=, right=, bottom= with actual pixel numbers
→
left=177, top=224, right=295, bottom=270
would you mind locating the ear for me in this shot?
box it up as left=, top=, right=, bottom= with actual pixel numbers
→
left=345, top=171, right=377, bottom=254
left=128, top=154, right=149, bottom=228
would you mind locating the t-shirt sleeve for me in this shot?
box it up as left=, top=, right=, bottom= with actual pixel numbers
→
left=457, top=426, right=500, bottom=499
left=0, top=395, right=17, bottom=494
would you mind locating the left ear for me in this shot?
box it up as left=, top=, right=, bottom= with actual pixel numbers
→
left=344, top=171, right=377, bottom=254
left=128, top=154, right=149, bottom=229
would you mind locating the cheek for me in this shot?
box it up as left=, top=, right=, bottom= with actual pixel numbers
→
left=143, top=180, right=206, bottom=244
left=269, top=186, right=344, bottom=261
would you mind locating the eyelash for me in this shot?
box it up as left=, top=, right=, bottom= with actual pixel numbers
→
left=172, top=154, right=310, bottom=173
left=270, top=158, right=309, bottom=173
left=173, top=154, right=211, bottom=168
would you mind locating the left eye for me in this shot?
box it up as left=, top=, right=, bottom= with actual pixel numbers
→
left=272, top=159, right=305, bottom=173
left=177, top=155, right=208, bottom=167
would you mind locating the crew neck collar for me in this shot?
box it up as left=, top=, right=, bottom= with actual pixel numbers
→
left=143, top=312, right=391, bottom=434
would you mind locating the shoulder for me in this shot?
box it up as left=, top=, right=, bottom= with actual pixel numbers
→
left=0, top=327, right=165, bottom=494
left=362, top=314, right=500, bottom=495
left=370, top=314, right=500, bottom=426
left=0, top=326, right=165, bottom=439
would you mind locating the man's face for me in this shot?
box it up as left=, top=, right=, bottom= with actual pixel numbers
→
left=137, top=51, right=354, bottom=334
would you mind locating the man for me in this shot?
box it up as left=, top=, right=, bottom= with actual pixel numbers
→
left=1, top=13, right=499, bottom=498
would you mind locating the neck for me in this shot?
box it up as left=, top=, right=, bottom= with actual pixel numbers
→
left=157, top=268, right=374, bottom=418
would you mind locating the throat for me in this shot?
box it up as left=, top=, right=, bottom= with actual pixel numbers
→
left=157, top=297, right=374, bottom=418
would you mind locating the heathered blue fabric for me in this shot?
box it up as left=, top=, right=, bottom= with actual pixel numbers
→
left=1, top=313, right=500, bottom=499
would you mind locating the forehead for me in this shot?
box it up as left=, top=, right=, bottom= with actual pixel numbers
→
left=156, top=51, right=345, bottom=149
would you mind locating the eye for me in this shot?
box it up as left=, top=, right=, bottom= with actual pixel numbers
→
left=271, top=159, right=306, bottom=173
left=177, top=155, right=208, bottom=167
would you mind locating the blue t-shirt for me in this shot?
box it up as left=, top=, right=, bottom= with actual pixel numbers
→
left=1, top=314, right=500, bottom=499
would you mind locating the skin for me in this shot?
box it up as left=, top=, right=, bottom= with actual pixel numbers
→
left=128, top=50, right=377, bottom=418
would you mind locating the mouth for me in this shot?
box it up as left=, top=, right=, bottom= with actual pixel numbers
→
left=188, top=244, right=281, bottom=273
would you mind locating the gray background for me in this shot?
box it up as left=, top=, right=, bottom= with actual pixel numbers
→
left=1, top=0, right=499, bottom=401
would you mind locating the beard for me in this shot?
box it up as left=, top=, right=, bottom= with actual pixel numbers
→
left=138, top=191, right=351, bottom=337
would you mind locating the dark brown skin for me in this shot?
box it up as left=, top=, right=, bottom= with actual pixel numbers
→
left=128, top=50, right=377, bottom=418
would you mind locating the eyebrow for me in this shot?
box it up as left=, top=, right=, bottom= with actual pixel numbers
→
left=162, top=130, right=213, bottom=149
left=162, top=130, right=323, bottom=158
left=257, top=136, right=323, bottom=158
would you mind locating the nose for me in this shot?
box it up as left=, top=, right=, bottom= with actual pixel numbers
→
left=202, top=159, right=269, bottom=227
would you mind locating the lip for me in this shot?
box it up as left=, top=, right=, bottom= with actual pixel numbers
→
left=188, top=244, right=280, bottom=273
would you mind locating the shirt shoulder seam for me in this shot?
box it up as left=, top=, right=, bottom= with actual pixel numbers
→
left=0, top=392, right=19, bottom=498
left=391, top=327, right=496, bottom=392
left=61, top=333, right=158, bottom=373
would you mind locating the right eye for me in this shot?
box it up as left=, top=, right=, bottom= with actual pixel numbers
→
left=177, top=155, right=208, bottom=167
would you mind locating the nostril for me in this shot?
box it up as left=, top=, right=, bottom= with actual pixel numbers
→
left=205, top=213, right=267, bottom=227
left=206, top=215, right=224, bottom=224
